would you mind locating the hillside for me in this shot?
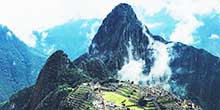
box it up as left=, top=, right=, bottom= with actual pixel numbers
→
left=0, top=25, right=45, bottom=102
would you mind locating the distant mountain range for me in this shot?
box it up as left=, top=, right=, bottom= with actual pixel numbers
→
left=33, top=19, right=101, bottom=60
left=0, top=25, right=45, bottom=102
left=1, top=3, right=220, bottom=110
left=0, top=19, right=101, bottom=102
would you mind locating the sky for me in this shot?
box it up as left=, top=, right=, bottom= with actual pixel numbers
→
left=0, top=0, right=220, bottom=56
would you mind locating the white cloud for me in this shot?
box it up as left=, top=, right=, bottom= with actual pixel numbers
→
left=81, top=22, right=89, bottom=28
left=0, top=0, right=64, bottom=46
left=143, top=26, right=174, bottom=90
left=118, top=59, right=145, bottom=84
left=118, top=40, right=145, bottom=84
left=41, top=32, right=48, bottom=41
left=146, top=22, right=163, bottom=29
left=6, top=31, right=12, bottom=37
left=169, top=19, right=203, bottom=44
left=86, top=21, right=101, bottom=46
left=0, top=0, right=168, bottom=47
left=129, top=0, right=167, bottom=16
left=118, top=26, right=175, bottom=90
left=209, top=34, right=220, bottom=40
left=166, top=0, right=220, bottom=44
left=0, top=0, right=220, bottom=46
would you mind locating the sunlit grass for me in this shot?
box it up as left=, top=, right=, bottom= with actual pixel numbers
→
left=129, top=106, right=144, bottom=110
left=102, top=91, right=135, bottom=106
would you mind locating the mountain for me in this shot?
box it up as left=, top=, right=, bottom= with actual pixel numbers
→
left=33, top=19, right=101, bottom=60
left=170, top=43, right=220, bottom=109
left=0, top=25, right=45, bottom=102
left=1, top=3, right=220, bottom=110
left=0, top=51, right=201, bottom=110
left=75, top=4, right=220, bottom=109
left=1, top=50, right=91, bottom=110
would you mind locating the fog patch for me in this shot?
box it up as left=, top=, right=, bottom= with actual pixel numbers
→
left=86, top=21, right=101, bottom=46
left=118, top=25, right=176, bottom=91
left=145, top=42, right=173, bottom=90
left=170, top=80, right=187, bottom=97
left=117, top=25, right=188, bottom=98
left=142, top=26, right=174, bottom=90
left=118, top=40, right=145, bottom=84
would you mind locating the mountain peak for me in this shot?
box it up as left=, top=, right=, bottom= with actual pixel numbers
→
left=89, top=3, right=147, bottom=58
left=35, top=50, right=70, bottom=88
left=110, top=3, right=136, bottom=19
left=101, top=3, right=138, bottom=26
left=27, top=50, right=70, bottom=109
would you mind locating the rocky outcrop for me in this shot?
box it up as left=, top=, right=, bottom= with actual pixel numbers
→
left=89, top=3, right=149, bottom=67
left=25, top=50, right=71, bottom=110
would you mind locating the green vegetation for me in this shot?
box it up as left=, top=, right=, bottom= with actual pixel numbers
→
left=103, top=91, right=134, bottom=106
left=101, top=84, right=158, bottom=110
left=129, top=106, right=144, bottom=110
left=157, top=96, right=179, bottom=108
left=56, top=82, right=191, bottom=110
left=61, top=84, right=95, bottom=110
left=116, top=86, right=140, bottom=100
left=57, top=84, right=74, bottom=92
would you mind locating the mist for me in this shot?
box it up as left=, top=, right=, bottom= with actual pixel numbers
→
left=118, top=40, right=146, bottom=84
left=118, top=25, right=175, bottom=91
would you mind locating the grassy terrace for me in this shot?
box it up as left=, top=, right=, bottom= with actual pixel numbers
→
left=101, top=85, right=157, bottom=110
left=102, top=92, right=134, bottom=106
left=157, top=95, right=179, bottom=108
left=60, top=84, right=95, bottom=110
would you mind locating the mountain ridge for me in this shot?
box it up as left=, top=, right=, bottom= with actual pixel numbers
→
left=0, top=25, right=46, bottom=102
